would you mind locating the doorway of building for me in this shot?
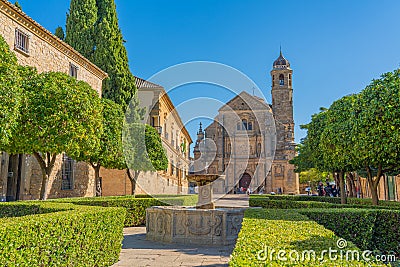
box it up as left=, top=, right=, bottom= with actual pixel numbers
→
left=239, top=173, right=252, bottom=191
left=6, top=154, right=23, bottom=201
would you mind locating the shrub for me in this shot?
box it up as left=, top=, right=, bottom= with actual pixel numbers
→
left=230, top=208, right=384, bottom=266
left=300, top=208, right=400, bottom=258
left=251, top=195, right=400, bottom=209
left=0, top=202, right=125, bottom=266
left=51, top=194, right=198, bottom=226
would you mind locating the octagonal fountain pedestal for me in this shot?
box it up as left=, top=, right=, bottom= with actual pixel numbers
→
left=146, top=174, right=245, bottom=245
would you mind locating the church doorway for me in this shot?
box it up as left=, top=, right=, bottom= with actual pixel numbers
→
left=239, top=173, right=252, bottom=190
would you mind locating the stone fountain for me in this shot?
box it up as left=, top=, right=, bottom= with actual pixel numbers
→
left=146, top=174, right=245, bottom=245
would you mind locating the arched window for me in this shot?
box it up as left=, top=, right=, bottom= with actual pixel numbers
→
left=279, top=74, right=284, bottom=86
left=61, top=154, right=74, bottom=190
left=227, top=143, right=231, bottom=154
left=272, top=75, right=275, bottom=86
left=289, top=73, right=292, bottom=86
left=242, top=119, right=248, bottom=130
left=248, top=122, right=253, bottom=130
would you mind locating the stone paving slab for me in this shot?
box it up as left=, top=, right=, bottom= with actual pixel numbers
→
left=112, top=227, right=234, bottom=267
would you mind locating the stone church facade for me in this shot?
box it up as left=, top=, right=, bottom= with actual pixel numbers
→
left=0, top=0, right=107, bottom=201
left=193, top=52, right=299, bottom=194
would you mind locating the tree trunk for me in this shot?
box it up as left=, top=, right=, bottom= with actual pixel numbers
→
left=366, top=165, right=382, bottom=206
left=91, top=163, right=101, bottom=197
left=33, top=152, right=57, bottom=200
left=333, top=172, right=340, bottom=189
left=338, top=171, right=347, bottom=204
left=346, top=172, right=357, bottom=198
left=39, top=171, right=50, bottom=201
left=127, top=169, right=140, bottom=196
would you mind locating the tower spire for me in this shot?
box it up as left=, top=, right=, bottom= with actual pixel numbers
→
left=280, top=44, right=282, bottom=56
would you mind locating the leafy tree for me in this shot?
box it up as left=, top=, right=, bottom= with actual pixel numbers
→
left=0, top=35, right=21, bottom=148
left=65, top=0, right=97, bottom=59
left=320, top=95, right=359, bottom=204
left=54, top=26, right=65, bottom=40
left=299, top=168, right=330, bottom=186
left=123, top=123, right=168, bottom=195
left=7, top=72, right=102, bottom=200
left=354, top=70, right=400, bottom=205
left=75, top=98, right=125, bottom=196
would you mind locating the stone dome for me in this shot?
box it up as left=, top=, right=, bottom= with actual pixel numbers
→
left=273, top=51, right=290, bottom=68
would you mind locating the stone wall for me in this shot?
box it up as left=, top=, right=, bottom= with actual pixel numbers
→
left=101, top=168, right=189, bottom=196
left=0, top=0, right=106, bottom=94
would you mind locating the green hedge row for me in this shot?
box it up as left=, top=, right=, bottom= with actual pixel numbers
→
left=300, top=208, right=400, bottom=257
left=251, top=194, right=400, bottom=208
left=249, top=198, right=399, bottom=211
left=51, top=194, right=198, bottom=227
left=230, top=208, right=385, bottom=266
left=0, top=202, right=125, bottom=267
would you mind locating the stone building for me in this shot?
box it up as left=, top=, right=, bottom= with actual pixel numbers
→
left=193, top=51, right=299, bottom=194
left=101, top=77, right=193, bottom=196
left=0, top=0, right=107, bottom=200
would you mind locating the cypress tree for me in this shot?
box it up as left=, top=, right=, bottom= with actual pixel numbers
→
left=66, top=0, right=139, bottom=112
left=92, top=0, right=137, bottom=108
left=65, top=0, right=97, bottom=60
left=54, top=26, right=65, bottom=40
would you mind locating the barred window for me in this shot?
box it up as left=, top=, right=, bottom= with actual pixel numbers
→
left=61, top=154, right=74, bottom=190
left=69, top=63, right=78, bottom=78
left=15, top=29, right=29, bottom=54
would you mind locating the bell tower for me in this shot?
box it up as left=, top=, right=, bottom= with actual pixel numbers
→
left=269, top=49, right=299, bottom=194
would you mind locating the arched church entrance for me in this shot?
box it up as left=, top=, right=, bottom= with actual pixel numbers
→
left=239, top=173, right=252, bottom=190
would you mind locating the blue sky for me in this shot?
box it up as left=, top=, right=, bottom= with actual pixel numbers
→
left=17, top=0, right=400, bottom=148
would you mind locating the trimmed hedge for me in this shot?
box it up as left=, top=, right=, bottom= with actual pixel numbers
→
left=230, top=208, right=384, bottom=266
left=300, top=208, right=400, bottom=257
left=251, top=194, right=400, bottom=209
left=51, top=194, right=198, bottom=226
left=0, top=202, right=125, bottom=266
left=250, top=197, right=400, bottom=211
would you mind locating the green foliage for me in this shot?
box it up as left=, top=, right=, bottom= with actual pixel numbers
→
left=301, top=208, right=400, bottom=257
left=75, top=98, right=125, bottom=169
left=124, top=123, right=168, bottom=173
left=65, top=0, right=97, bottom=59
left=51, top=194, right=197, bottom=227
left=14, top=1, right=21, bottom=10
left=0, top=202, right=125, bottom=266
left=250, top=195, right=400, bottom=209
left=230, top=208, right=382, bottom=266
left=321, top=94, right=359, bottom=172
left=54, top=26, right=65, bottom=40
left=66, top=0, right=140, bottom=110
left=144, top=124, right=169, bottom=171
left=356, top=70, right=400, bottom=170
left=0, top=34, right=21, bottom=148
left=9, top=71, right=102, bottom=157
left=299, top=168, right=330, bottom=185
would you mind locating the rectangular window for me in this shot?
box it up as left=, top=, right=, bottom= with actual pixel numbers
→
left=61, top=154, right=74, bottom=190
left=14, top=29, right=29, bottom=54
left=69, top=63, right=79, bottom=78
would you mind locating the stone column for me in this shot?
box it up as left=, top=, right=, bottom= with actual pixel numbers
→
left=197, top=182, right=214, bottom=209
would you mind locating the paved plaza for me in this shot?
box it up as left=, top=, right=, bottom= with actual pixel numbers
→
left=112, top=195, right=248, bottom=267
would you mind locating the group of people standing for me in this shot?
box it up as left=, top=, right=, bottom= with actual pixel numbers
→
left=316, top=181, right=339, bottom=197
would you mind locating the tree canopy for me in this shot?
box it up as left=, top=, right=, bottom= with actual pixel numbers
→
left=66, top=0, right=140, bottom=110
left=292, top=69, right=400, bottom=205
left=0, top=35, right=22, bottom=148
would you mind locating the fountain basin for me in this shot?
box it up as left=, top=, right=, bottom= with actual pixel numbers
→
left=146, top=206, right=245, bottom=245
